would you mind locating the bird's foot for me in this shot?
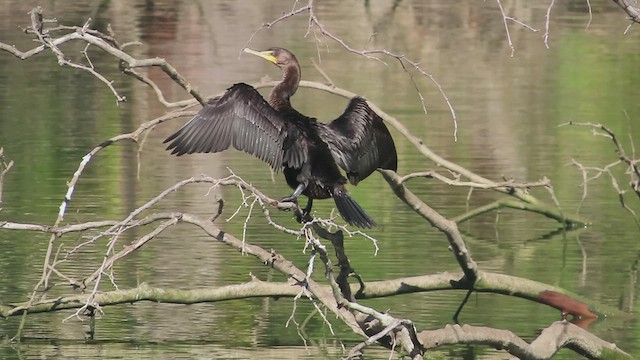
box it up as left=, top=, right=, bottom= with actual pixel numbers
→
left=280, top=195, right=298, bottom=212
left=281, top=184, right=305, bottom=205
left=294, top=198, right=313, bottom=224
left=280, top=195, right=298, bottom=203
left=295, top=210, right=313, bottom=224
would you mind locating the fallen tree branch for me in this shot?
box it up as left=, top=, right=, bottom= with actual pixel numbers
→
left=175, top=212, right=363, bottom=335
left=418, top=321, right=630, bottom=359
left=355, top=271, right=622, bottom=319
left=0, top=275, right=625, bottom=358
left=0, top=279, right=300, bottom=318
left=0, top=258, right=622, bottom=319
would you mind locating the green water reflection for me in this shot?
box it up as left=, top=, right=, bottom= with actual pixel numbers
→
left=1, top=1, right=639, bottom=359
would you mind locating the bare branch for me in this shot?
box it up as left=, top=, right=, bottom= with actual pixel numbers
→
left=418, top=321, right=630, bottom=359
left=400, top=170, right=551, bottom=189
left=544, top=0, right=556, bottom=49
left=81, top=216, right=181, bottom=289
left=496, top=0, right=515, bottom=57
left=242, top=2, right=312, bottom=55
left=247, top=1, right=458, bottom=140
left=495, top=0, right=540, bottom=56
left=586, top=0, right=594, bottom=30
left=24, top=109, right=193, bottom=309
left=0, top=279, right=301, bottom=318
left=562, top=121, right=640, bottom=225
left=380, top=170, right=478, bottom=282
left=0, top=10, right=206, bottom=106
left=611, top=0, right=640, bottom=23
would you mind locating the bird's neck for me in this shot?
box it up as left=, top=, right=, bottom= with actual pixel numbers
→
left=269, top=65, right=300, bottom=112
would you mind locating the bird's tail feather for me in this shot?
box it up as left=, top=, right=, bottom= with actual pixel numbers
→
left=332, top=185, right=376, bottom=228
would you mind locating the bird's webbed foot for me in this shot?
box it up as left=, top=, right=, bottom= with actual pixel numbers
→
left=281, top=184, right=314, bottom=223
left=280, top=195, right=297, bottom=213
left=280, top=194, right=298, bottom=204
left=281, top=183, right=306, bottom=205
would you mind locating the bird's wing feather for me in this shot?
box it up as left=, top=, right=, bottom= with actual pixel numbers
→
left=164, top=83, right=305, bottom=170
left=324, top=97, right=397, bottom=185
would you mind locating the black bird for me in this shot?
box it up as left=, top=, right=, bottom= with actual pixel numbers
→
left=164, top=47, right=397, bottom=228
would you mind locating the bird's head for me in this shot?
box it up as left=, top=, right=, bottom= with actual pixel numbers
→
left=243, top=47, right=298, bottom=70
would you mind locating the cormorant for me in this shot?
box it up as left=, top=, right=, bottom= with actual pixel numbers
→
left=164, top=47, right=397, bottom=228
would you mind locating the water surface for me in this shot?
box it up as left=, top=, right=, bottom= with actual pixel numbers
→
left=0, top=1, right=639, bottom=358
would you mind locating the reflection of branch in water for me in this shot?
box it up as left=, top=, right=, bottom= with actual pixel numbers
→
left=452, top=289, right=473, bottom=324
left=629, top=252, right=638, bottom=313
left=458, top=223, right=583, bottom=252
left=520, top=224, right=585, bottom=245
left=0, top=148, right=14, bottom=211
left=575, top=234, right=588, bottom=287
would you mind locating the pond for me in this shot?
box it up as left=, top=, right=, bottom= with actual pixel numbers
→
left=0, top=0, right=639, bottom=359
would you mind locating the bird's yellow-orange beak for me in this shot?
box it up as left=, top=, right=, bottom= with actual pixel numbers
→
left=243, top=48, right=277, bottom=64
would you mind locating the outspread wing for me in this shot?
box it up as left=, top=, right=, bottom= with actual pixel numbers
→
left=324, top=97, right=397, bottom=185
left=164, top=83, right=302, bottom=170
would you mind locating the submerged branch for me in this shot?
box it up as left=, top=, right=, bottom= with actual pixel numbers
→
left=452, top=198, right=589, bottom=225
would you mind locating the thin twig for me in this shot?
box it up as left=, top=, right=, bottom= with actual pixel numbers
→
left=544, top=0, right=556, bottom=49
